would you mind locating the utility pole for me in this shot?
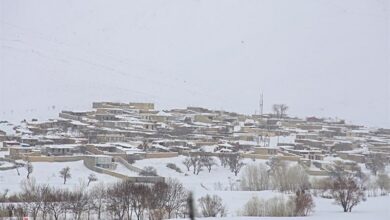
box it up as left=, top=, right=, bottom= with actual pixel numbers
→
left=259, top=92, right=264, bottom=116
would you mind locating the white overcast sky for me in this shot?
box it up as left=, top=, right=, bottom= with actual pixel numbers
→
left=0, top=0, right=389, bottom=127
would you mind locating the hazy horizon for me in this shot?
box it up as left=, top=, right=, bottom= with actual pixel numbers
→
left=1, top=0, right=389, bottom=128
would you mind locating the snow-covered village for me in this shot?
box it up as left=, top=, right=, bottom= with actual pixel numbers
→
left=0, top=101, right=389, bottom=219
left=1, top=0, right=389, bottom=219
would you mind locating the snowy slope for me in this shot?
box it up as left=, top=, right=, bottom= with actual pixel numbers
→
left=134, top=156, right=390, bottom=219
left=190, top=196, right=390, bottom=220
left=0, top=160, right=120, bottom=193
left=0, top=0, right=389, bottom=127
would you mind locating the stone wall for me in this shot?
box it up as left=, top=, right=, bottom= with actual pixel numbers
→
left=24, top=155, right=85, bottom=162
left=83, top=159, right=164, bottom=183
left=145, top=152, right=178, bottom=158
left=114, top=156, right=143, bottom=173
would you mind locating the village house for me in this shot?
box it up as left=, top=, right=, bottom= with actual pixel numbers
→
left=2, top=141, right=20, bottom=148
left=129, top=102, right=155, bottom=110
left=95, top=114, right=118, bottom=121
left=254, top=147, right=278, bottom=155
left=42, top=145, right=80, bottom=156
left=96, top=134, right=126, bottom=143
left=9, top=147, right=34, bottom=159
left=0, top=130, right=6, bottom=142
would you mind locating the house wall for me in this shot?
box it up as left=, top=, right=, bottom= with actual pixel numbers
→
left=129, top=103, right=155, bottom=110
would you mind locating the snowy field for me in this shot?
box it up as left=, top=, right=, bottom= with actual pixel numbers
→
left=134, top=156, right=390, bottom=219
left=0, top=153, right=388, bottom=219
left=0, top=160, right=120, bottom=193
left=189, top=196, right=390, bottom=220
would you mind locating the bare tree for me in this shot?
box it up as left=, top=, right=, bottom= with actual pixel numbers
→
left=218, top=154, right=229, bottom=168
left=20, top=178, right=42, bottom=220
left=106, top=182, right=128, bottom=220
left=267, top=157, right=289, bottom=191
left=59, top=167, right=71, bottom=184
left=129, top=184, right=150, bottom=220
left=326, top=162, right=366, bottom=212
left=272, top=104, right=289, bottom=118
left=89, top=183, right=107, bottom=220
left=190, top=155, right=203, bottom=175
left=266, top=156, right=284, bottom=172
left=0, top=189, right=9, bottom=202
left=376, top=173, right=390, bottom=195
left=202, top=156, right=217, bottom=173
left=198, top=194, right=227, bottom=217
left=162, top=178, right=188, bottom=219
left=40, top=185, right=51, bottom=219
left=182, top=157, right=192, bottom=172
left=16, top=165, right=20, bottom=176
left=292, top=190, right=315, bottom=216
left=149, top=182, right=168, bottom=220
left=46, top=188, right=69, bottom=220
left=140, top=139, right=149, bottom=151
left=365, top=153, right=387, bottom=176
left=87, top=174, right=98, bottom=186
left=68, top=186, right=89, bottom=220
left=26, top=162, right=33, bottom=179
left=227, top=153, right=245, bottom=176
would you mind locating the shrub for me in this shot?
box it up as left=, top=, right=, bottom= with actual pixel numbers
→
left=198, top=194, right=227, bottom=217
left=292, top=190, right=315, bottom=216
left=240, top=164, right=269, bottom=191
left=241, top=196, right=294, bottom=217
left=139, top=166, right=158, bottom=176
left=166, top=163, right=182, bottom=173
left=376, top=173, right=390, bottom=195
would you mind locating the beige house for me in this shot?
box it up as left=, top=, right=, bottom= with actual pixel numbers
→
left=10, top=147, right=34, bottom=159
left=43, top=145, right=79, bottom=156
left=194, top=114, right=217, bottom=123
left=96, top=134, right=126, bottom=143
left=129, top=102, right=155, bottom=110
left=254, top=147, right=278, bottom=155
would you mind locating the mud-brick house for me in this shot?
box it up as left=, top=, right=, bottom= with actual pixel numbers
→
left=337, top=152, right=366, bottom=163
left=21, top=137, right=39, bottom=146
left=194, top=114, right=216, bottom=124
left=129, top=102, right=155, bottom=111
left=254, top=147, right=278, bottom=155
left=96, top=134, right=126, bottom=143
left=2, top=141, right=20, bottom=148
left=95, top=114, right=118, bottom=121
left=9, top=147, right=34, bottom=159
left=59, top=110, right=90, bottom=121
left=330, top=141, right=357, bottom=152
left=42, top=144, right=80, bottom=156
left=0, top=130, right=6, bottom=142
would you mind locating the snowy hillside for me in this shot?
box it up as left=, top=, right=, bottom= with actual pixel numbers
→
left=1, top=0, right=389, bottom=127
left=134, top=156, right=390, bottom=219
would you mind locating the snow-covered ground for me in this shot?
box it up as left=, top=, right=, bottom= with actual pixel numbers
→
left=134, top=156, right=390, bottom=219
left=0, top=160, right=120, bottom=193
left=114, top=162, right=140, bottom=177
left=135, top=155, right=261, bottom=193
left=0, top=153, right=388, bottom=219
left=190, top=196, right=390, bottom=220
left=0, top=160, right=14, bottom=168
